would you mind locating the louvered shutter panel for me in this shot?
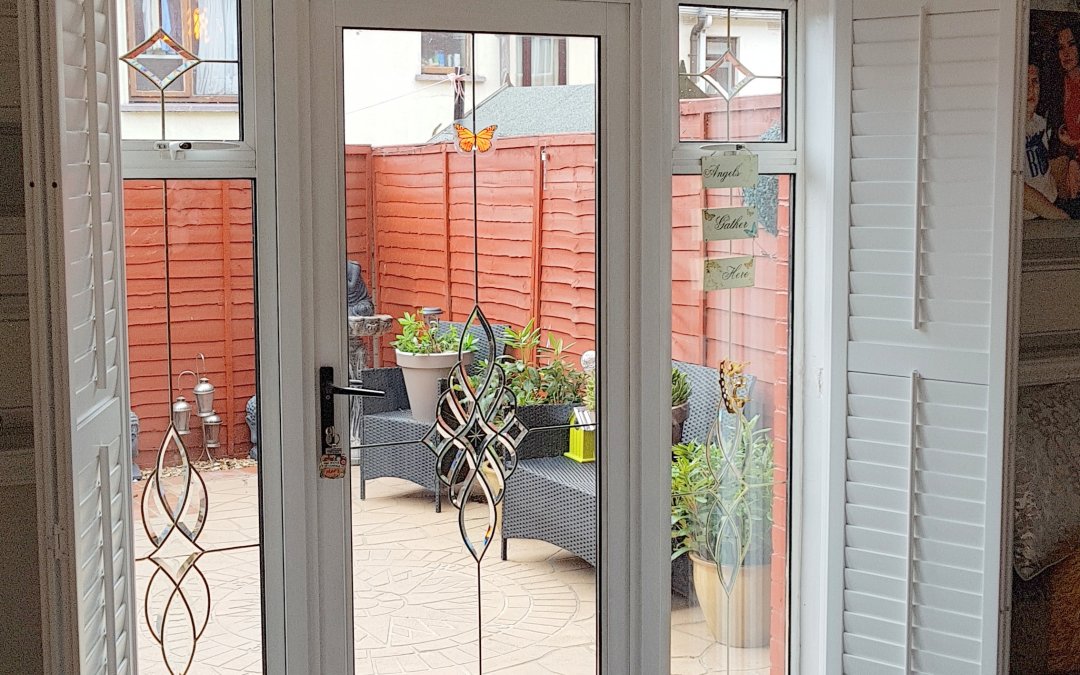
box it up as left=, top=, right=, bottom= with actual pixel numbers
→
left=843, top=1, right=1007, bottom=672
left=34, top=0, right=136, bottom=671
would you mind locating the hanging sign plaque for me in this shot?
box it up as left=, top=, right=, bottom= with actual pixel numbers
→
left=701, top=153, right=759, bottom=189
left=704, top=256, right=755, bottom=291
left=702, top=207, right=758, bottom=241
left=319, top=453, right=348, bottom=480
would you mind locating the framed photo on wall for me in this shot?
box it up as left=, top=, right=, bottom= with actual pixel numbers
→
left=1024, top=4, right=1080, bottom=220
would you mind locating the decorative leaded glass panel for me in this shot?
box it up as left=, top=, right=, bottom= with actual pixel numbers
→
left=678, top=5, right=787, bottom=143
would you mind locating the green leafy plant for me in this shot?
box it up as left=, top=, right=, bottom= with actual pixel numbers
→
left=672, top=368, right=691, bottom=408
left=583, top=370, right=597, bottom=412
left=473, top=318, right=587, bottom=406
left=671, top=414, right=775, bottom=566
left=392, top=311, right=476, bottom=355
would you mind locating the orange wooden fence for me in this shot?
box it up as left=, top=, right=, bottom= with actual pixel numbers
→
left=679, top=93, right=783, bottom=142
left=123, top=134, right=788, bottom=461
left=346, top=134, right=597, bottom=367
left=124, top=180, right=256, bottom=462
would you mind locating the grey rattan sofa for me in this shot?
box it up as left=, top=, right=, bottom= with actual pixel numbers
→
left=354, top=321, right=508, bottom=512
left=500, top=360, right=724, bottom=567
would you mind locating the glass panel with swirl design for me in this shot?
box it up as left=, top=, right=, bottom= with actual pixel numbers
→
left=670, top=174, right=792, bottom=674
left=343, top=28, right=600, bottom=674
left=124, top=179, right=262, bottom=673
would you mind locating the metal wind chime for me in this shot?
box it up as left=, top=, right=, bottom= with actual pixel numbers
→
left=171, top=353, right=223, bottom=459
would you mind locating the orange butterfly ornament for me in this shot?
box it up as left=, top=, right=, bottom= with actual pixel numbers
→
left=454, top=123, right=498, bottom=154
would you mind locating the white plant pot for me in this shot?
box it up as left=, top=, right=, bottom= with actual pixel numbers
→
left=396, top=349, right=471, bottom=424
left=689, top=552, right=771, bottom=647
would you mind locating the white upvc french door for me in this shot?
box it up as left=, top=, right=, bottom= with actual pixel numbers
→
left=271, top=0, right=654, bottom=673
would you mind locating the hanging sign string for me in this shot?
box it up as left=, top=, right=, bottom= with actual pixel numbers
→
left=699, top=146, right=761, bottom=363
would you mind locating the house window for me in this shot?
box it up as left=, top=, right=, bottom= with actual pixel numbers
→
left=705, top=35, right=738, bottom=63
left=420, top=32, right=470, bottom=74
left=119, top=0, right=242, bottom=140
left=518, top=36, right=568, bottom=86
left=124, top=0, right=240, bottom=102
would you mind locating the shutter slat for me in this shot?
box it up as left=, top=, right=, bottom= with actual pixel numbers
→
left=844, top=633, right=906, bottom=670
left=845, top=4, right=1002, bottom=645
left=849, top=317, right=989, bottom=350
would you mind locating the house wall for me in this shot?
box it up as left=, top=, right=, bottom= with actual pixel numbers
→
left=677, top=8, right=784, bottom=97
left=0, top=0, right=43, bottom=671
left=343, top=31, right=506, bottom=146
left=113, top=30, right=602, bottom=145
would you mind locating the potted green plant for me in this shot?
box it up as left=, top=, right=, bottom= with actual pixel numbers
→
left=393, top=311, right=475, bottom=423
left=476, top=319, right=587, bottom=455
left=671, top=367, right=692, bottom=445
left=671, top=414, right=775, bottom=646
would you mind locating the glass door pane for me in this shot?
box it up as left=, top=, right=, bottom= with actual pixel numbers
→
left=124, top=179, right=264, bottom=674
left=669, top=174, right=792, bottom=674
left=341, top=28, right=600, bottom=673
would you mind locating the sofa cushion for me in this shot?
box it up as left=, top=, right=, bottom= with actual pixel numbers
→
left=1014, top=381, right=1080, bottom=580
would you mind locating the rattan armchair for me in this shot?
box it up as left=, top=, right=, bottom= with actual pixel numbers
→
left=353, top=321, right=508, bottom=512
left=499, top=360, right=725, bottom=567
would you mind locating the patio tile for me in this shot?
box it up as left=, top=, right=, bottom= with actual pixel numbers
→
left=134, top=468, right=771, bottom=674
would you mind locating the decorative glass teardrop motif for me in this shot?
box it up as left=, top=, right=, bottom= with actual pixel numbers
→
left=423, top=305, right=528, bottom=563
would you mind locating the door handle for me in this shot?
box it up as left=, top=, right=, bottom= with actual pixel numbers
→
left=319, top=366, right=384, bottom=456
left=324, top=380, right=385, bottom=399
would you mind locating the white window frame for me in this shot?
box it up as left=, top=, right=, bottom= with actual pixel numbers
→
left=671, top=0, right=797, bottom=173
left=664, top=0, right=803, bottom=672
left=113, top=0, right=287, bottom=671
left=116, top=0, right=257, bottom=177
left=705, top=34, right=737, bottom=62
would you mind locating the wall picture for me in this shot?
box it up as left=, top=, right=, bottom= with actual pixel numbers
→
left=1024, top=9, right=1080, bottom=220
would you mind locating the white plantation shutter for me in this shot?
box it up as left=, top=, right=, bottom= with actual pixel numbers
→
left=843, top=0, right=1010, bottom=672
left=25, top=0, right=136, bottom=671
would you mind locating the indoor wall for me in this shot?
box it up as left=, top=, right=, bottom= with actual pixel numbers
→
left=0, top=0, right=44, bottom=672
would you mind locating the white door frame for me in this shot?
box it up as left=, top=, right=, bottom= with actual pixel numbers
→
left=272, top=0, right=643, bottom=671
left=107, top=0, right=288, bottom=669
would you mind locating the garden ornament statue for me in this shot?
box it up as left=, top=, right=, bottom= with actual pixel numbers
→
left=346, top=260, right=375, bottom=317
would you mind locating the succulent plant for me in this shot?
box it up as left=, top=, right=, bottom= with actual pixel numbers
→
left=672, top=367, right=691, bottom=408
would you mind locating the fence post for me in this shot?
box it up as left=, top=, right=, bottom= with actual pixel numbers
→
left=531, top=140, right=546, bottom=326
left=443, top=146, right=453, bottom=316
left=220, top=181, right=237, bottom=456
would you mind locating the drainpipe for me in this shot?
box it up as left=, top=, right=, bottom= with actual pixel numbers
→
left=689, top=9, right=712, bottom=73
left=453, top=66, right=465, bottom=120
